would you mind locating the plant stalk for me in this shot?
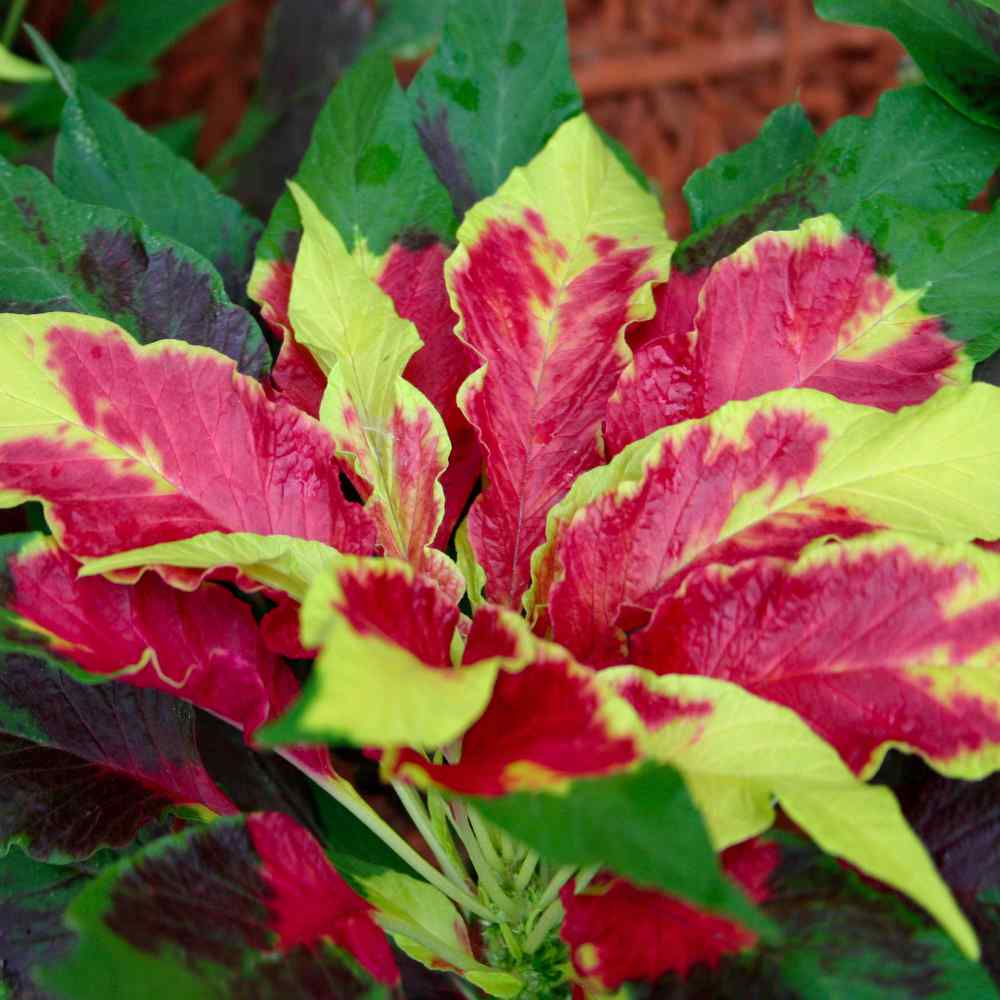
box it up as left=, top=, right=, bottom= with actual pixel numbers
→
left=393, top=781, right=471, bottom=891
left=524, top=898, right=565, bottom=954
left=2, top=0, right=27, bottom=48
left=276, top=749, right=494, bottom=921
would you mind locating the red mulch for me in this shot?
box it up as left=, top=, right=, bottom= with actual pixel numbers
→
left=23, top=0, right=903, bottom=234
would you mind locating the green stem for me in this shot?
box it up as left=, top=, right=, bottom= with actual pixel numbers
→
left=524, top=898, right=565, bottom=954
left=532, top=864, right=576, bottom=916
left=2, top=0, right=27, bottom=48
left=574, top=863, right=600, bottom=894
left=393, top=781, right=471, bottom=891
left=450, top=804, right=518, bottom=917
left=277, top=750, right=494, bottom=921
left=467, top=805, right=504, bottom=870
left=512, top=850, right=540, bottom=892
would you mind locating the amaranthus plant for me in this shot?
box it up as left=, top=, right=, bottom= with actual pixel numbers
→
left=5, top=2, right=1000, bottom=998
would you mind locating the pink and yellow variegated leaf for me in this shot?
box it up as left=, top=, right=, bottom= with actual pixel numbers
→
left=603, top=268, right=708, bottom=457
left=260, top=562, right=530, bottom=751
left=80, top=532, right=340, bottom=602
left=6, top=536, right=296, bottom=742
left=632, top=532, right=1000, bottom=780
left=287, top=185, right=460, bottom=594
left=386, top=609, right=640, bottom=795
left=250, top=243, right=480, bottom=547
left=249, top=258, right=329, bottom=417
left=599, top=668, right=978, bottom=958
left=0, top=313, right=374, bottom=565
left=559, top=840, right=776, bottom=993
left=446, top=113, right=674, bottom=610
left=606, top=216, right=971, bottom=454
left=378, top=241, right=483, bottom=547
left=531, top=385, right=1000, bottom=667
left=248, top=812, right=399, bottom=984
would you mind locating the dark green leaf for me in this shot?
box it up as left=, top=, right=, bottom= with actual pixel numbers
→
left=0, top=158, right=268, bottom=374
left=40, top=819, right=397, bottom=1000
left=677, top=85, right=1000, bottom=272
left=816, top=0, right=1000, bottom=130
left=367, top=0, right=450, bottom=58
left=55, top=86, right=261, bottom=302
left=850, top=196, right=1000, bottom=360
left=683, top=104, right=817, bottom=232
left=642, top=832, right=997, bottom=999
left=256, top=49, right=454, bottom=264
left=71, top=0, right=227, bottom=66
left=152, top=115, right=203, bottom=161
left=228, top=0, right=371, bottom=220
left=473, top=762, right=769, bottom=934
left=0, top=849, right=94, bottom=1000
left=407, top=0, right=581, bottom=216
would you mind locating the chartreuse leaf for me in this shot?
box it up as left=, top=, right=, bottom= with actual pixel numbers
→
left=55, top=85, right=261, bottom=302
left=81, top=531, right=340, bottom=602
left=646, top=832, right=997, bottom=999
left=0, top=45, right=51, bottom=83
left=602, top=670, right=978, bottom=959
left=353, top=868, right=522, bottom=997
left=474, top=763, right=769, bottom=935
left=0, top=159, right=268, bottom=374
left=447, top=112, right=672, bottom=609
left=41, top=815, right=400, bottom=1000
left=0, top=848, right=94, bottom=999
left=0, top=313, right=373, bottom=563
left=817, top=0, right=1000, bottom=130
left=533, top=385, right=1000, bottom=666
left=259, top=556, right=505, bottom=749
left=288, top=183, right=457, bottom=588
left=677, top=85, right=1000, bottom=272
left=408, top=0, right=581, bottom=216
left=632, top=532, right=1000, bottom=781
left=253, top=48, right=454, bottom=272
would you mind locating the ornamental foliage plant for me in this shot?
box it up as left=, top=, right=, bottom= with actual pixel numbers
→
left=7, top=3, right=1000, bottom=999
